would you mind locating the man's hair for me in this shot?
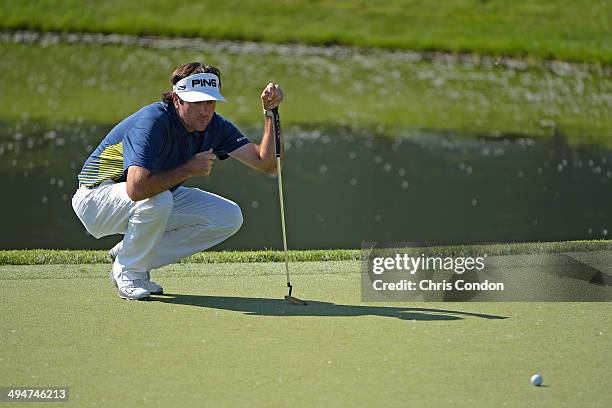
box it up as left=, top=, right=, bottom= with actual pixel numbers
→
left=162, top=62, right=222, bottom=104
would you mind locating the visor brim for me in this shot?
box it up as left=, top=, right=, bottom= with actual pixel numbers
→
left=176, top=91, right=226, bottom=103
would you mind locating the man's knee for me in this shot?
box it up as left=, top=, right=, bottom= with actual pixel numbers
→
left=224, top=202, right=243, bottom=234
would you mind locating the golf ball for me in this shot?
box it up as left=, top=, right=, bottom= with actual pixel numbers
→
left=531, top=374, right=543, bottom=386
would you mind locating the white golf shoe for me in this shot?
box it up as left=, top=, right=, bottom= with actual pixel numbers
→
left=109, top=248, right=163, bottom=295
left=117, top=279, right=151, bottom=301
left=110, top=269, right=163, bottom=295
left=142, top=271, right=163, bottom=295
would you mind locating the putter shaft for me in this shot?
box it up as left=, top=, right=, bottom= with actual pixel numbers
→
left=272, top=107, right=302, bottom=303
left=276, top=155, right=291, bottom=292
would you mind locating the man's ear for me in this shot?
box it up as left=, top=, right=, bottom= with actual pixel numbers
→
left=172, top=92, right=182, bottom=107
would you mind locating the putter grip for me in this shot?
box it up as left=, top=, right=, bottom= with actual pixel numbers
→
left=272, top=107, right=282, bottom=158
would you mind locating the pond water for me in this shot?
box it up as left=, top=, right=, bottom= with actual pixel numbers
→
left=1, top=33, right=610, bottom=249
left=1, top=121, right=611, bottom=250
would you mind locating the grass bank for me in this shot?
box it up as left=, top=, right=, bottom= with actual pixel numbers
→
left=1, top=40, right=610, bottom=145
left=1, top=240, right=611, bottom=265
left=0, top=0, right=610, bottom=64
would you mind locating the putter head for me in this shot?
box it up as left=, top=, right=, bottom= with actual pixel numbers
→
left=284, top=295, right=307, bottom=305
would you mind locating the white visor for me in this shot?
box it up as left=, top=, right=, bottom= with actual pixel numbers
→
left=172, top=73, right=225, bottom=102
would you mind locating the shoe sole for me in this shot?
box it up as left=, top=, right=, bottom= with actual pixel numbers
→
left=118, top=290, right=151, bottom=301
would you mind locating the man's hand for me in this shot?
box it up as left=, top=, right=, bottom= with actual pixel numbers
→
left=126, top=150, right=216, bottom=201
left=185, top=149, right=216, bottom=177
left=228, top=83, right=284, bottom=174
left=261, top=83, right=284, bottom=111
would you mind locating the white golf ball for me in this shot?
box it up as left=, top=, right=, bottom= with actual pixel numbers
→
left=531, top=374, right=543, bottom=386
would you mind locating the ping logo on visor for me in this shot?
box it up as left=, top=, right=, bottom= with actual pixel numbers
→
left=192, top=77, right=217, bottom=87
left=172, top=73, right=226, bottom=103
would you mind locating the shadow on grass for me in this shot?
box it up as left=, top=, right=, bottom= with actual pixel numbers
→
left=152, top=294, right=507, bottom=321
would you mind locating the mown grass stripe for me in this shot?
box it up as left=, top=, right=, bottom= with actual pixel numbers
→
left=1, top=0, right=610, bottom=63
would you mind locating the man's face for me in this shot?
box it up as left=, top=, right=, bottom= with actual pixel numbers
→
left=173, top=95, right=216, bottom=132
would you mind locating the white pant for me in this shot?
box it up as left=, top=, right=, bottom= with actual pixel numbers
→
left=72, top=181, right=243, bottom=280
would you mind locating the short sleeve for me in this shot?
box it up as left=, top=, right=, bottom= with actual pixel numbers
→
left=214, top=118, right=251, bottom=160
left=123, top=114, right=168, bottom=172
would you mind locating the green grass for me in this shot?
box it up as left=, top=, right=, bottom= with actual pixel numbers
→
left=1, top=40, right=610, bottom=146
left=2, top=240, right=612, bottom=265
left=0, top=0, right=611, bottom=64
left=1, top=261, right=610, bottom=407
left=0, top=249, right=360, bottom=266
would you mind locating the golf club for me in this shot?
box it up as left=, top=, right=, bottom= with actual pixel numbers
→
left=272, top=107, right=307, bottom=306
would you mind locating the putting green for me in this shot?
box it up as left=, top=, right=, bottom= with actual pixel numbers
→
left=0, top=261, right=609, bottom=407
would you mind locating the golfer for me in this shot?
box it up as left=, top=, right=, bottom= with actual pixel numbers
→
left=72, top=62, right=284, bottom=300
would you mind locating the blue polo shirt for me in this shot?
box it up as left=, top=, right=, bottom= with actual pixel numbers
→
left=77, top=102, right=250, bottom=190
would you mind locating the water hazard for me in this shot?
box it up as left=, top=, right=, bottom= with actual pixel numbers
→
left=1, top=121, right=611, bottom=249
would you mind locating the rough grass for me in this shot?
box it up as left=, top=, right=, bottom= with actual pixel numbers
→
left=0, top=0, right=610, bottom=63
left=2, top=240, right=611, bottom=265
